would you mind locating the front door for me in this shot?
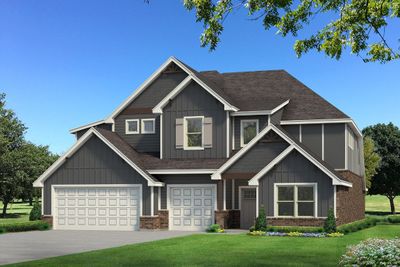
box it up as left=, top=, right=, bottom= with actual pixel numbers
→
left=240, top=187, right=256, bottom=229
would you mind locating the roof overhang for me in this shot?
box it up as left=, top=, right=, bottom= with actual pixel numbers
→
left=211, top=124, right=352, bottom=188
left=33, top=128, right=164, bottom=188
left=147, top=169, right=217, bottom=175
left=231, top=100, right=290, bottom=117
left=69, top=119, right=107, bottom=134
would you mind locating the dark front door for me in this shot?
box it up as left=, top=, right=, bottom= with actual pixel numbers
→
left=240, top=187, right=256, bottom=229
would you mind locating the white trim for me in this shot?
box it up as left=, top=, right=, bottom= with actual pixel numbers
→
left=51, top=184, right=143, bottom=229
left=232, top=179, right=235, bottom=210
left=166, top=184, right=217, bottom=231
left=333, top=185, right=337, bottom=218
left=322, top=124, right=325, bottom=161
left=125, top=119, right=140, bottom=134
left=183, top=116, right=204, bottom=150
left=160, top=114, right=163, bottom=159
left=69, top=119, right=106, bottom=134
left=223, top=180, right=226, bottom=210
left=141, top=118, right=156, bottom=134
left=280, top=118, right=362, bottom=137
left=232, top=117, right=235, bottom=150
left=273, top=183, right=318, bottom=218
left=256, top=186, right=259, bottom=217
left=213, top=124, right=352, bottom=187
left=158, top=187, right=161, bottom=211
left=33, top=128, right=164, bottom=188
left=226, top=112, right=230, bottom=158
left=268, top=115, right=271, bottom=125
left=147, top=169, right=217, bottom=175
left=41, top=188, right=44, bottom=216
left=299, top=124, right=302, bottom=142
left=345, top=124, right=348, bottom=170
left=231, top=100, right=290, bottom=117
left=240, top=119, right=259, bottom=147
left=152, top=76, right=193, bottom=113
left=248, top=145, right=295, bottom=185
left=150, top=187, right=154, bottom=216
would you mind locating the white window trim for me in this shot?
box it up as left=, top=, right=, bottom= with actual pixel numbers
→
left=141, top=118, right=156, bottom=134
left=125, top=119, right=139, bottom=134
left=183, top=116, right=204, bottom=150
left=274, top=183, right=318, bottom=218
left=240, top=119, right=259, bottom=147
left=348, top=131, right=354, bottom=150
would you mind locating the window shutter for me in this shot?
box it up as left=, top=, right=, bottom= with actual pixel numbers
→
left=176, top=118, right=184, bottom=149
left=204, top=117, right=213, bottom=148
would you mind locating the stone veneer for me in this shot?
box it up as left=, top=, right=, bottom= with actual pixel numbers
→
left=41, top=215, right=53, bottom=225
left=336, top=171, right=365, bottom=225
left=158, top=210, right=169, bottom=229
left=140, top=216, right=160, bottom=230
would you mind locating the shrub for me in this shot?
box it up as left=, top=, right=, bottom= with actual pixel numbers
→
left=266, top=225, right=323, bottom=233
left=248, top=230, right=265, bottom=236
left=324, top=209, right=336, bottom=233
left=287, top=232, right=302, bottom=237
left=29, top=199, right=42, bottom=221
left=337, top=217, right=379, bottom=234
left=340, top=238, right=400, bottom=266
left=254, top=205, right=267, bottom=231
left=0, top=221, right=50, bottom=233
left=387, top=215, right=400, bottom=224
left=327, top=232, right=344, bottom=238
left=249, top=225, right=255, bottom=232
left=206, top=224, right=224, bottom=233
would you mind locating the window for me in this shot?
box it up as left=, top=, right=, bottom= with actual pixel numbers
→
left=275, top=184, right=316, bottom=217
left=240, top=120, right=259, bottom=147
left=125, top=119, right=139, bottom=134
left=348, top=131, right=354, bottom=150
left=141, top=118, right=155, bottom=134
left=184, top=116, right=203, bottom=150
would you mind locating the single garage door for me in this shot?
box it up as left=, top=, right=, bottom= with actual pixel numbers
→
left=53, top=185, right=141, bottom=231
left=168, top=184, right=216, bottom=231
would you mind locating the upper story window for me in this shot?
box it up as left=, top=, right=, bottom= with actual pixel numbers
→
left=125, top=119, right=139, bottom=134
left=275, top=183, right=316, bottom=218
left=184, top=116, right=204, bottom=150
left=240, top=119, right=259, bottom=147
left=141, top=118, right=156, bottom=134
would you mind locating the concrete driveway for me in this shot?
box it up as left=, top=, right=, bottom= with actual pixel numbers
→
left=0, top=230, right=195, bottom=265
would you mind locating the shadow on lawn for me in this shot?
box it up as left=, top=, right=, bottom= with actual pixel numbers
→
left=366, top=211, right=400, bottom=216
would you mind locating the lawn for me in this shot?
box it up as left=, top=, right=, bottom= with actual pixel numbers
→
left=365, top=195, right=400, bottom=214
left=0, top=202, right=33, bottom=225
left=7, top=225, right=400, bottom=267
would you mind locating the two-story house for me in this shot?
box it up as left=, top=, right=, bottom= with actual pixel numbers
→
left=34, top=57, right=365, bottom=231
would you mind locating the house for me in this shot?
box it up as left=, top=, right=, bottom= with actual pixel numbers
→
left=33, top=57, right=365, bottom=231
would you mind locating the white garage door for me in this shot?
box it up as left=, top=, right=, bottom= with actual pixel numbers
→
left=53, top=185, right=141, bottom=231
left=168, top=185, right=216, bottom=231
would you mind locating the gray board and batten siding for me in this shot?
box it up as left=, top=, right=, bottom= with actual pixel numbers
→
left=43, top=135, right=152, bottom=216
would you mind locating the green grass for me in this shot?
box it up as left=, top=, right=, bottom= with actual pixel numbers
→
left=7, top=225, right=400, bottom=267
left=366, top=195, right=400, bottom=214
left=0, top=202, right=33, bottom=225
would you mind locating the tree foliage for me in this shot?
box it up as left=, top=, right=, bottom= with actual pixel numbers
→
left=363, top=123, right=400, bottom=214
left=183, top=0, right=400, bottom=63
left=363, top=136, right=381, bottom=188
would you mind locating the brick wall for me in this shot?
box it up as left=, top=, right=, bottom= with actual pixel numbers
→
left=336, top=171, right=365, bottom=225
left=268, top=218, right=325, bottom=227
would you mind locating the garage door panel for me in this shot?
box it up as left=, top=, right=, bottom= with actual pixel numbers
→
left=54, top=185, right=141, bottom=231
left=169, top=185, right=215, bottom=231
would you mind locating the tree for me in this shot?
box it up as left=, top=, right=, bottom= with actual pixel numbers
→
left=183, top=0, right=400, bottom=63
left=254, top=205, right=267, bottom=231
left=363, top=123, right=400, bottom=214
left=0, top=93, right=27, bottom=217
left=324, top=209, right=336, bottom=233
left=17, top=142, right=58, bottom=205
left=364, top=136, right=381, bottom=189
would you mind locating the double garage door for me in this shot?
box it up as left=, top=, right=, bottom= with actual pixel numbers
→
left=168, top=185, right=216, bottom=231
left=53, top=185, right=141, bottom=231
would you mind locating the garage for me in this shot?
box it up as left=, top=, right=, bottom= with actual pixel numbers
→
left=168, top=184, right=216, bottom=231
left=52, top=185, right=141, bottom=231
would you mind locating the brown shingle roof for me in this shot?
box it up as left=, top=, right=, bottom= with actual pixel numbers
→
left=199, top=70, right=348, bottom=120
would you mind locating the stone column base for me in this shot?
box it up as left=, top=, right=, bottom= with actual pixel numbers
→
left=215, top=210, right=229, bottom=229
left=158, top=210, right=169, bottom=229
left=41, top=215, right=53, bottom=225
left=140, top=216, right=160, bottom=230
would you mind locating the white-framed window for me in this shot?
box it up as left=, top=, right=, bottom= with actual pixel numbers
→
left=141, top=118, right=156, bottom=134
left=184, top=116, right=204, bottom=150
left=274, top=183, right=317, bottom=218
left=348, top=131, right=354, bottom=150
left=240, top=119, right=259, bottom=147
left=125, top=119, right=139, bottom=134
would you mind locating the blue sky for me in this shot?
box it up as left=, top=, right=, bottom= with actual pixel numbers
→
left=1, top=0, right=399, bottom=154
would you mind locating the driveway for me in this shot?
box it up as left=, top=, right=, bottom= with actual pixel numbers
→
left=0, top=230, right=195, bottom=265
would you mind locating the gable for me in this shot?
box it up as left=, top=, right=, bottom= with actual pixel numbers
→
left=226, top=132, right=289, bottom=174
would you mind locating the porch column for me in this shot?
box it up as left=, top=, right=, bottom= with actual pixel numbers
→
left=255, top=186, right=259, bottom=217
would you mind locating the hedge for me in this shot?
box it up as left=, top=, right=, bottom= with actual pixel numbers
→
left=266, top=225, right=324, bottom=233
left=337, top=217, right=380, bottom=234
left=0, top=221, right=50, bottom=233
